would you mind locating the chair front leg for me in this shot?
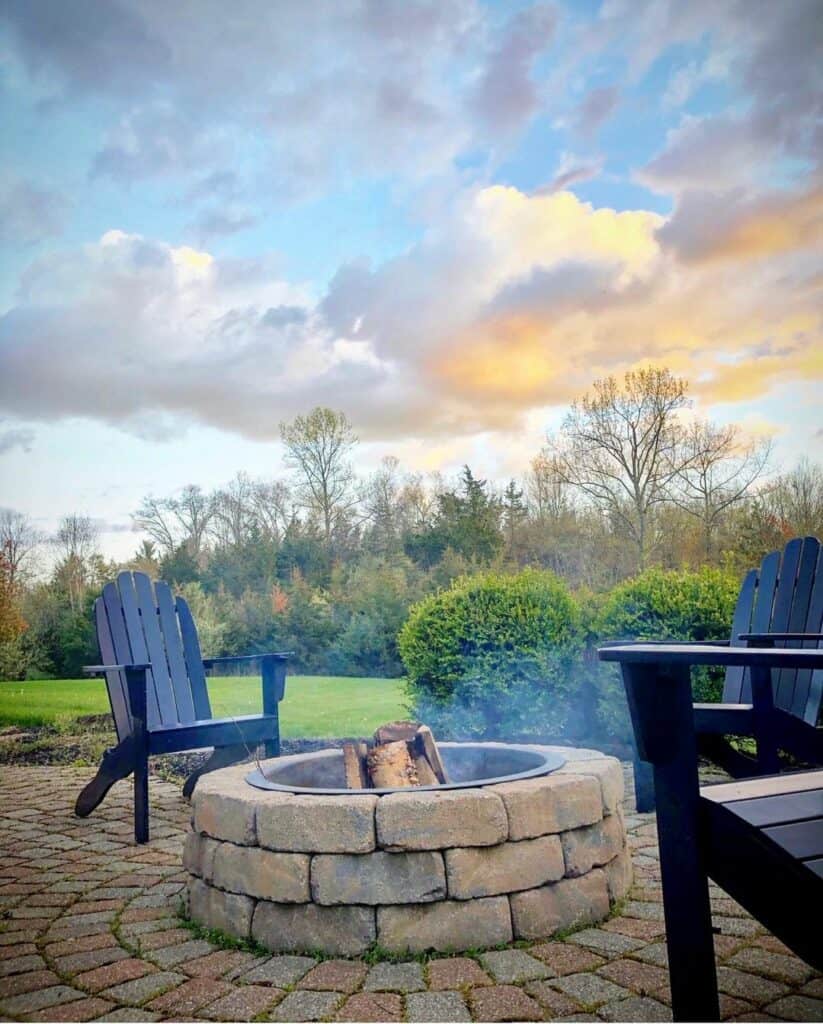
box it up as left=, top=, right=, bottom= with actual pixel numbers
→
left=126, top=666, right=150, bottom=844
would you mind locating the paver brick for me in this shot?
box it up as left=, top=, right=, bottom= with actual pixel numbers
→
left=406, top=991, right=471, bottom=1022
left=599, top=995, right=672, bottom=1021
left=528, top=941, right=604, bottom=974
left=599, top=958, right=670, bottom=995
left=74, top=957, right=154, bottom=994
left=727, top=947, right=815, bottom=985
left=135, top=927, right=192, bottom=951
left=763, top=994, right=823, bottom=1020
left=0, top=984, right=86, bottom=1015
left=427, top=957, right=493, bottom=989
left=97, top=970, right=186, bottom=1005
left=468, top=984, right=543, bottom=1021
left=269, top=989, right=342, bottom=1021
left=298, top=959, right=368, bottom=993
left=0, top=969, right=61, bottom=999
left=95, top=1006, right=162, bottom=1021
left=182, top=949, right=256, bottom=978
left=147, top=937, right=215, bottom=967
left=363, top=961, right=425, bottom=992
left=198, top=983, right=284, bottom=1020
left=551, top=972, right=634, bottom=1005
left=230, top=954, right=316, bottom=987
left=717, top=968, right=789, bottom=1005
left=523, top=980, right=581, bottom=1016
left=478, top=950, right=550, bottom=983
left=147, top=976, right=231, bottom=1014
left=27, top=996, right=115, bottom=1021
left=567, top=926, right=645, bottom=955
left=335, top=991, right=403, bottom=1021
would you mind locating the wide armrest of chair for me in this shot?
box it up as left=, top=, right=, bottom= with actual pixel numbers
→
left=202, top=652, right=291, bottom=669
left=599, top=638, right=730, bottom=648
left=84, top=663, right=151, bottom=675
left=739, top=633, right=823, bottom=644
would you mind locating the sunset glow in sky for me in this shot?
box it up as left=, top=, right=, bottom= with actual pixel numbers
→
left=0, top=0, right=820, bottom=556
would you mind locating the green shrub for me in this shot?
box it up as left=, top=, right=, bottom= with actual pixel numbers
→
left=593, top=566, right=741, bottom=739
left=398, top=569, right=584, bottom=740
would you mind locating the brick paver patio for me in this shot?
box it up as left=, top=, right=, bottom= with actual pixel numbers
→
left=0, top=765, right=820, bottom=1022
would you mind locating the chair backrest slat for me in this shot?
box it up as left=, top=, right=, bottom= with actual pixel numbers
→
left=154, top=579, right=197, bottom=723
left=116, top=572, right=171, bottom=727
left=95, top=597, right=132, bottom=741
left=101, top=580, right=162, bottom=728
left=131, top=572, right=182, bottom=727
left=737, top=549, right=782, bottom=704
left=774, top=538, right=819, bottom=714
left=176, top=596, right=212, bottom=720
left=723, top=570, right=759, bottom=704
left=791, top=544, right=823, bottom=724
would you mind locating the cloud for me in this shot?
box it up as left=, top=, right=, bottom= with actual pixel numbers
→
left=571, top=86, right=620, bottom=139
left=536, top=153, right=604, bottom=194
left=3, top=0, right=527, bottom=197
left=1, top=181, right=820, bottom=445
left=657, top=184, right=823, bottom=264
left=0, top=176, right=68, bottom=244
left=636, top=0, right=822, bottom=193
left=469, top=3, right=556, bottom=135
left=189, top=208, right=259, bottom=241
left=0, top=426, right=35, bottom=454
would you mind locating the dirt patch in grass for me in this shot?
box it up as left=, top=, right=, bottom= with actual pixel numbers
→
left=0, top=720, right=352, bottom=784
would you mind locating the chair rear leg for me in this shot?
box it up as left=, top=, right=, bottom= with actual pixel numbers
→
left=182, top=744, right=249, bottom=799
left=75, top=737, right=135, bottom=818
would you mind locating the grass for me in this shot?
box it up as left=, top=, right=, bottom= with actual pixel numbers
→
left=0, top=674, right=407, bottom=736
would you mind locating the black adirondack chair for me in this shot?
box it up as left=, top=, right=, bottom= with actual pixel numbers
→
left=633, top=536, right=823, bottom=810
left=600, top=643, right=823, bottom=1022
left=75, top=571, right=290, bottom=843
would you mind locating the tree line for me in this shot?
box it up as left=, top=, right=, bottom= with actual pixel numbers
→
left=1, top=368, right=821, bottom=681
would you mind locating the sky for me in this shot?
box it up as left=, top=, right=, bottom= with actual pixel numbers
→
left=0, top=0, right=821, bottom=560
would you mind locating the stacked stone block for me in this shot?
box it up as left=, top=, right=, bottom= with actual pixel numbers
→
left=184, top=747, right=631, bottom=955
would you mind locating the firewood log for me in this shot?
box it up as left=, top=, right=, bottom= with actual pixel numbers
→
left=367, top=739, right=419, bottom=788
left=373, top=720, right=420, bottom=745
left=414, top=725, right=449, bottom=784
left=342, top=742, right=368, bottom=788
left=413, top=754, right=439, bottom=785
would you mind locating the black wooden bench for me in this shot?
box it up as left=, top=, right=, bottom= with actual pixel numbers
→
left=76, top=571, right=290, bottom=843
left=600, top=643, right=823, bottom=1022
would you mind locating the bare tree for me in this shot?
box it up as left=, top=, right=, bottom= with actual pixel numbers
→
left=53, top=514, right=101, bottom=611
left=552, top=367, right=691, bottom=568
left=250, top=479, right=292, bottom=544
left=133, top=486, right=214, bottom=557
left=211, top=473, right=256, bottom=548
left=767, top=458, right=823, bottom=537
left=280, top=407, right=358, bottom=544
left=0, top=508, right=43, bottom=586
left=673, top=421, right=771, bottom=558
left=133, top=496, right=179, bottom=556
left=527, top=452, right=573, bottom=522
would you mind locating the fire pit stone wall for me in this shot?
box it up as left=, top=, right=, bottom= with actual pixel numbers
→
left=183, top=746, right=631, bottom=955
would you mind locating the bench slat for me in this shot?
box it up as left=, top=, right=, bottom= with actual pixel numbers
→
left=763, top=819, right=823, bottom=860
left=724, top=790, right=823, bottom=827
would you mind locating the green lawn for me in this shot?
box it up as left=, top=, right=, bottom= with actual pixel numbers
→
left=0, top=675, right=408, bottom=737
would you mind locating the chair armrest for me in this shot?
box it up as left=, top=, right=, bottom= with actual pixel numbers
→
left=599, top=639, right=730, bottom=648
left=739, top=633, right=823, bottom=644
left=202, top=652, right=291, bottom=669
left=84, top=663, right=151, bottom=675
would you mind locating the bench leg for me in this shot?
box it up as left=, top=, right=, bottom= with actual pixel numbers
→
left=75, top=737, right=135, bottom=817
left=182, top=744, right=248, bottom=799
left=624, top=662, right=720, bottom=1022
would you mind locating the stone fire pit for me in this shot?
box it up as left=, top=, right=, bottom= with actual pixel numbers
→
left=183, top=744, right=631, bottom=956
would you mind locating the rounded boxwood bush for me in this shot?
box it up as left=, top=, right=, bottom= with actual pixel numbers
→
left=593, top=565, right=741, bottom=739
left=398, top=569, right=584, bottom=740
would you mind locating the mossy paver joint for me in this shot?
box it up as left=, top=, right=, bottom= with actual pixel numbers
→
left=0, top=764, right=819, bottom=1023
